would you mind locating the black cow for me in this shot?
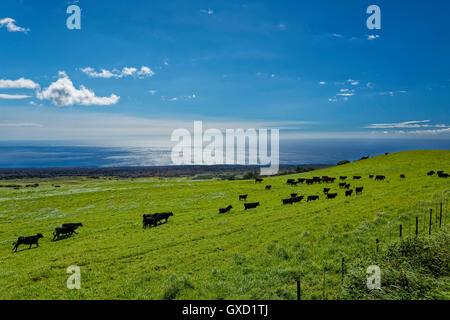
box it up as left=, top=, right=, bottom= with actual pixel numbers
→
left=239, top=194, right=248, bottom=200
left=143, top=215, right=158, bottom=229
left=282, top=198, right=294, bottom=205
left=286, top=179, right=295, bottom=184
left=369, top=175, right=374, bottom=179
left=219, top=205, right=232, bottom=213
left=438, top=172, right=449, bottom=178
left=12, top=233, right=43, bottom=252
left=345, top=190, right=353, bottom=197
left=307, top=195, right=319, bottom=202
left=353, top=176, right=362, bottom=180
left=306, top=179, right=314, bottom=185
left=427, top=170, right=435, bottom=176
left=323, top=188, right=330, bottom=194
left=400, top=174, right=406, bottom=178
left=244, top=202, right=260, bottom=210
left=255, top=178, right=263, bottom=183
left=290, top=193, right=298, bottom=198
left=154, top=212, right=173, bottom=224
left=375, top=175, right=386, bottom=181
left=355, top=187, right=364, bottom=195
left=292, top=196, right=304, bottom=203
left=344, top=184, right=351, bottom=189
left=61, top=223, right=83, bottom=234
left=53, top=226, right=77, bottom=240
left=265, top=185, right=272, bottom=190
left=339, top=182, right=346, bottom=188
left=340, top=176, right=347, bottom=180
left=326, top=193, right=338, bottom=199
left=298, top=178, right=306, bottom=183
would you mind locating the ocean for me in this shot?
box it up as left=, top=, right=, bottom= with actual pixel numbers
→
left=0, top=139, right=448, bottom=168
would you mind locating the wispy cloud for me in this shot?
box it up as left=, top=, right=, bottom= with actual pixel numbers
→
left=367, top=34, right=380, bottom=40
left=80, top=66, right=155, bottom=79
left=0, top=17, right=29, bottom=33
left=0, top=93, right=32, bottom=99
left=36, top=71, right=120, bottom=106
left=365, top=120, right=449, bottom=129
left=200, top=9, right=214, bottom=15
left=0, top=122, right=42, bottom=127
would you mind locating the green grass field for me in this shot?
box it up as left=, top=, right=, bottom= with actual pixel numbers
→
left=0, top=150, right=449, bottom=300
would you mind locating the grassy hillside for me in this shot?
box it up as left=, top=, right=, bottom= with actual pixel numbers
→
left=0, top=150, right=449, bottom=299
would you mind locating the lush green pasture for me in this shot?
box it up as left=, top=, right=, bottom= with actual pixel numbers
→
left=0, top=150, right=449, bottom=299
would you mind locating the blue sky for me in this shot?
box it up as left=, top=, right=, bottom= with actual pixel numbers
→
left=0, top=0, right=449, bottom=146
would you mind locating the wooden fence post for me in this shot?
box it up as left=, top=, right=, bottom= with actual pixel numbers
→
left=296, top=278, right=301, bottom=301
left=429, top=209, right=432, bottom=235
left=440, top=203, right=443, bottom=228
left=341, top=257, right=345, bottom=283
left=322, top=267, right=326, bottom=300
left=399, top=224, right=402, bottom=238
left=415, top=216, right=418, bottom=237
left=376, top=238, right=379, bottom=252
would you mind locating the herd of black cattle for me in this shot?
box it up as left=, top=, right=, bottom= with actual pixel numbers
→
left=10, top=169, right=448, bottom=252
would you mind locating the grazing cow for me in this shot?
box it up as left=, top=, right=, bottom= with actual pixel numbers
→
left=143, top=216, right=158, bottom=229
left=154, top=212, right=174, bottom=224
left=291, top=193, right=298, bottom=198
left=369, top=175, right=374, bottom=179
left=298, top=178, right=306, bottom=184
left=307, top=195, right=319, bottom=202
left=290, top=181, right=299, bottom=186
left=219, top=205, right=232, bottom=213
left=340, top=176, right=347, bottom=180
left=265, top=185, right=272, bottom=190
left=306, top=179, right=314, bottom=185
left=286, top=179, right=295, bottom=184
left=12, top=233, right=43, bottom=252
left=323, top=188, right=330, bottom=194
left=313, top=177, right=321, bottom=183
left=339, top=182, right=346, bottom=188
left=244, top=202, right=260, bottom=210
left=353, top=176, right=362, bottom=180
left=400, top=174, right=406, bottom=178
left=53, top=226, right=75, bottom=240
left=438, top=172, right=449, bottom=178
left=345, top=190, right=353, bottom=197
left=61, top=223, right=83, bottom=234
left=437, top=171, right=444, bottom=174
left=282, top=198, right=294, bottom=205
left=326, top=193, right=338, bottom=199
left=255, top=178, right=263, bottom=183
left=344, top=184, right=351, bottom=189
left=292, top=196, right=304, bottom=203
left=239, top=194, right=248, bottom=200
left=427, top=170, right=435, bottom=176
left=355, top=187, right=364, bottom=195
left=375, top=175, right=386, bottom=181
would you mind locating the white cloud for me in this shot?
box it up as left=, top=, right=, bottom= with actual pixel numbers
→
left=347, top=79, right=359, bottom=86
left=331, top=33, right=342, bottom=38
left=278, top=23, right=286, bottom=31
left=200, top=9, right=214, bottom=15
left=379, top=90, right=407, bottom=97
left=0, top=93, right=31, bottom=99
left=36, top=71, right=120, bottom=106
left=0, top=122, right=42, bottom=127
left=365, top=120, right=450, bottom=129
left=367, top=34, right=380, bottom=40
left=319, top=81, right=326, bottom=85
left=80, top=66, right=155, bottom=79
left=149, top=90, right=157, bottom=95
left=0, top=17, right=29, bottom=33
left=0, top=78, right=39, bottom=89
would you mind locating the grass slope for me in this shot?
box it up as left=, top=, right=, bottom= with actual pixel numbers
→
left=0, top=150, right=449, bottom=299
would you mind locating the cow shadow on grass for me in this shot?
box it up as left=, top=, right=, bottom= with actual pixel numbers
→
left=12, top=246, right=39, bottom=253
left=52, top=234, right=75, bottom=241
